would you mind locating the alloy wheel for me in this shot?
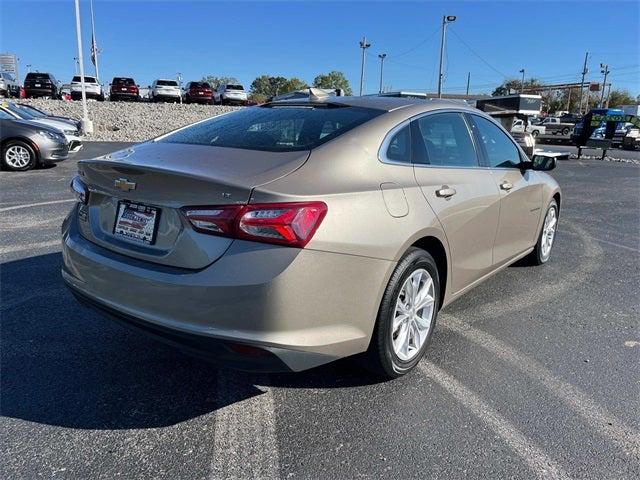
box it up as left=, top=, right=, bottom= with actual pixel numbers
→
left=391, top=268, right=436, bottom=361
left=5, top=145, right=32, bottom=169
left=541, top=206, right=557, bottom=260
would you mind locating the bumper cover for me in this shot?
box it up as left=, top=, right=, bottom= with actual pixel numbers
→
left=61, top=206, right=393, bottom=372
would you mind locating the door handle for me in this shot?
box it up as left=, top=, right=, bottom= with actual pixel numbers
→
left=436, top=186, right=457, bottom=198
left=500, top=181, right=514, bottom=191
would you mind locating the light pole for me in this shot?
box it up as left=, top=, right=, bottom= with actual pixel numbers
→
left=578, top=52, right=588, bottom=114
left=465, top=72, right=471, bottom=95
left=359, top=36, right=371, bottom=96
left=599, top=63, right=610, bottom=107
left=519, top=69, right=525, bottom=93
left=73, top=57, right=79, bottom=75
left=74, top=0, right=93, bottom=133
left=89, top=0, right=100, bottom=81
left=378, top=53, right=386, bottom=94
left=437, top=15, right=456, bottom=98
left=177, top=72, right=183, bottom=104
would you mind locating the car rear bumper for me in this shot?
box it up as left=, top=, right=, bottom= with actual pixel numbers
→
left=25, top=87, right=56, bottom=97
left=61, top=207, right=393, bottom=372
left=110, top=92, right=138, bottom=100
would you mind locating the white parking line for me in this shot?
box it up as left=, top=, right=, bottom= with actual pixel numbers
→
left=0, top=239, right=60, bottom=256
left=0, top=198, right=75, bottom=213
left=419, top=362, right=570, bottom=480
left=211, top=371, right=279, bottom=480
left=440, top=314, right=640, bottom=460
left=561, top=229, right=639, bottom=253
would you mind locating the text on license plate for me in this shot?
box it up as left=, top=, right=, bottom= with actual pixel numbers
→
left=113, top=202, right=159, bottom=245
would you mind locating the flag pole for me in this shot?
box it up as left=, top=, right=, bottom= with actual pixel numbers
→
left=90, top=0, right=99, bottom=81
left=74, top=0, right=93, bottom=133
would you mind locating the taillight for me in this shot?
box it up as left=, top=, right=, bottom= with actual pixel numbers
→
left=181, top=202, right=327, bottom=248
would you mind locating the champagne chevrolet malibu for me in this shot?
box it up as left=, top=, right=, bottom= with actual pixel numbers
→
left=62, top=96, right=560, bottom=378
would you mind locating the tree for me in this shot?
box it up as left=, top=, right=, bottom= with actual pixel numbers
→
left=313, top=71, right=352, bottom=95
left=492, top=78, right=543, bottom=96
left=282, top=77, right=308, bottom=93
left=201, top=75, right=239, bottom=89
left=606, top=89, right=635, bottom=108
left=250, top=75, right=309, bottom=98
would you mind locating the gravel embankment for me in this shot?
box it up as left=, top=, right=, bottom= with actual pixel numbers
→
left=18, top=98, right=241, bottom=142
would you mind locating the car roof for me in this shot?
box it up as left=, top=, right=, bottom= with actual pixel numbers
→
left=267, top=95, right=475, bottom=113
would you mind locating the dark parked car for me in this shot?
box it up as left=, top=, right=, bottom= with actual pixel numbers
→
left=0, top=110, right=69, bottom=171
left=109, top=77, right=140, bottom=101
left=24, top=72, right=60, bottom=99
left=183, top=81, right=213, bottom=104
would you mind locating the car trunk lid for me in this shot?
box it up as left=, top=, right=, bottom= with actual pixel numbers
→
left=76, top=141, right=310, bottom=269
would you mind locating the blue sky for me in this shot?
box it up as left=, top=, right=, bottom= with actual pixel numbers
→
left=1, top=0, right=638, bottom=97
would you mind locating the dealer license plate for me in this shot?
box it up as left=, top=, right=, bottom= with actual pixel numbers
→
left=113, top=201, right=159, bottom=245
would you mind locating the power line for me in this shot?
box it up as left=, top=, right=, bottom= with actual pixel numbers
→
left=448, top=27, right=508, bottom=78
left=388, top=25, right=441, bottom=59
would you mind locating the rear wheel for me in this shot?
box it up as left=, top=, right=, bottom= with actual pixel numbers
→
left=364, top=247, right=440, bottom=378
left=2, top=141, right=37, bottom=171
left=531, top=130, right=539, bottom=138
left=562, top=127, right=570, bottom=135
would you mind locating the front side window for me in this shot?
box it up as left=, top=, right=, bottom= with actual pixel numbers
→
left=160, top=105, right=383, bottom=152
left=384, top=124, right=412, bottom=163
left=470, top=115, right=522, bottom=168
left=0, top=109, right=14, bottom=120
left=413, top=112, right=478, bottom=167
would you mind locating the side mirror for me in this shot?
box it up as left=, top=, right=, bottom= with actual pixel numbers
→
left=524, top=152, right=567, bottom=171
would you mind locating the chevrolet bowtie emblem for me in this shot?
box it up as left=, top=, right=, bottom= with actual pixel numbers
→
left=114, top=178, right=136, bottom=192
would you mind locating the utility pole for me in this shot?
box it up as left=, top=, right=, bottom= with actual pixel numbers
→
left=378, top=53, right=386, bottom=94
left=89, top=0, right=100, bottom=81
left=519, top=68, right=525, bottom=93
left=604, top=83, right=612, bottom=108
left=437, top=15, right=456, bottom=98
left=578, top=52, right=588, bottom=114
left=74, top=0, right=93, bottom=133
left=465, top=72, right=470, bottom=95
left=359, top=36, right=371, bottom=96
left=565, top=87, right=572, bottom=111
left=599, top=63, right=610, bottom=108
left=73, top=57, right=79, bottom=75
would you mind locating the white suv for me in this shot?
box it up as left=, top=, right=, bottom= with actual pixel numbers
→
left=214, top=83, right=248, bottom=105
left=70, top=75, right=104, bottom=101
left=0, top=72, right=19, bottom=97
left=150, top=79, right=181, bottom=103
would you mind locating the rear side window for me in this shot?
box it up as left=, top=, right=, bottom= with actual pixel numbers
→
left=413, top=113, right=478, bottom=167
left=470, top=115, right=522, bottom=168
left=384, top=125, right=412, bottom=163
left=160, top=106, right=383, bottom=152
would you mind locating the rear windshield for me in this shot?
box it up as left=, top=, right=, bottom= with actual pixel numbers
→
left=190, top=82, right=210, bottom=88
left=72, top=76, right=96, bottom=83
left=112, top=78, right=135, bottom=85
left=159, top=105, right=384, bottom=152
left=26, top=73, right=51, bottom=80
left=157, top=80, right=178, bottom=86
left=226, top=84, right=244, bottom=90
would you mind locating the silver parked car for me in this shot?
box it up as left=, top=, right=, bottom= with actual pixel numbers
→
left=62, top=96, right=561, bottom=378
left=1, top=110, right=69, bottom=170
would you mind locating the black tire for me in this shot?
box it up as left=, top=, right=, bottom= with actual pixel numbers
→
left=562, top=127, right=570, bottom=135
left=531, top=130, right=539, bottom=138
left=363, top=247, right=440, bottom=379
left=526, top=199, right=558, bottom=266
left=2, top=140, right=37, bottom=171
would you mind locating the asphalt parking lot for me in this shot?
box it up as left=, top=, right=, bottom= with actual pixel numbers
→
left=1, top=143, right=639, bottom=479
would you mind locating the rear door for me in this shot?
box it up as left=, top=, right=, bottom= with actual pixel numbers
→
left=411, top=112, right=501, bottom=294
left=467, top=114, right=542, bottom=265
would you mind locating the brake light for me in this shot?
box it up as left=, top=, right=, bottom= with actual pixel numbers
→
left=181, top=202, right=327, bottom=248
